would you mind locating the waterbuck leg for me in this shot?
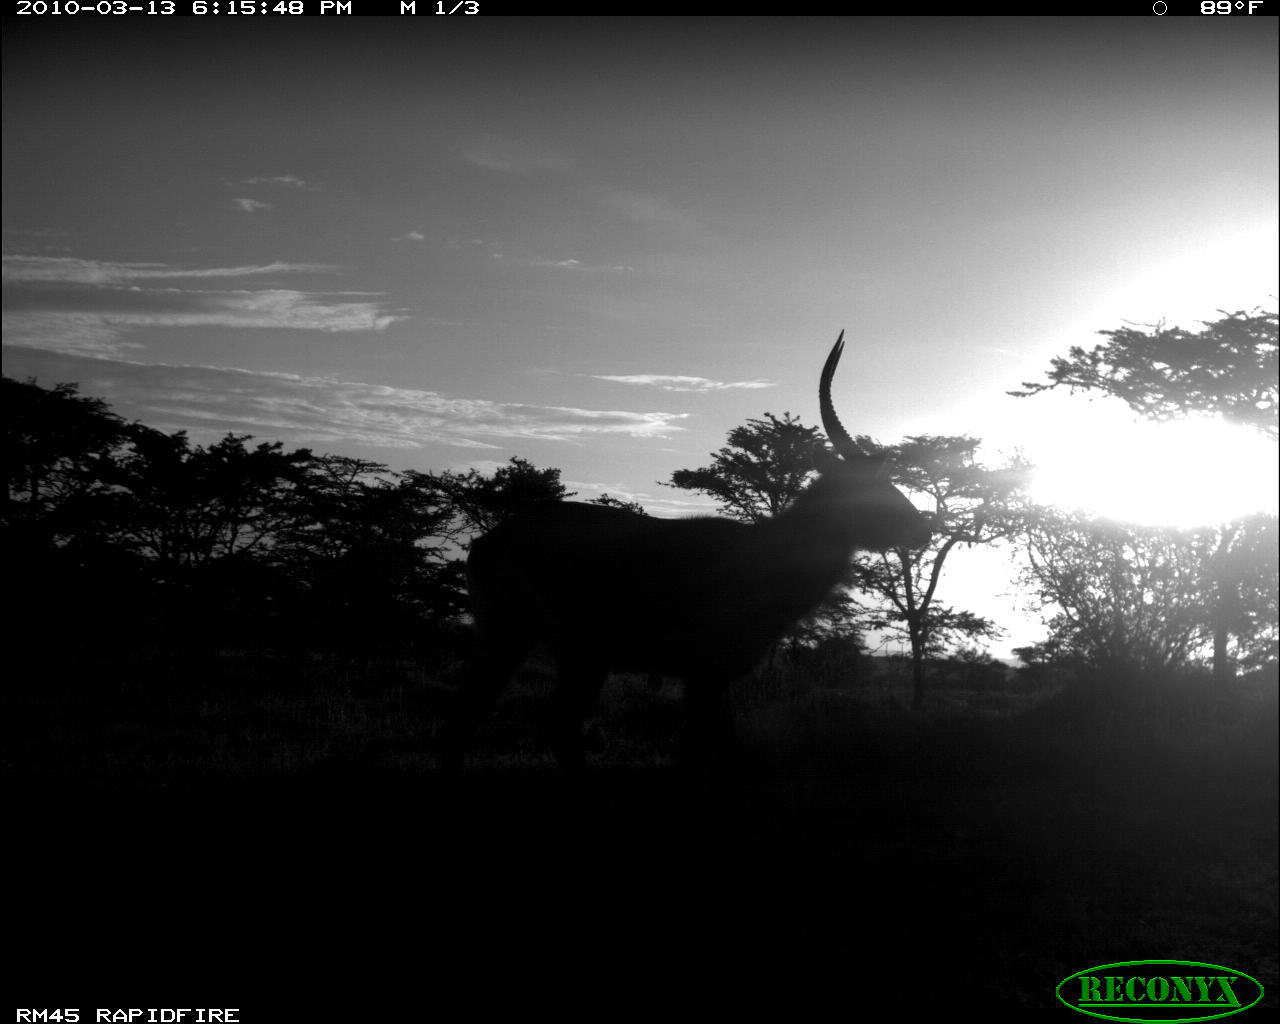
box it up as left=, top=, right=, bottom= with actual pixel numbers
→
left=683, top=681, right=738, bottom=802
left=545, top=655, right=609, bottom=776
left=439, top=641, right=529, bottom=774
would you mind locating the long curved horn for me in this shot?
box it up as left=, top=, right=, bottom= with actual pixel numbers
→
left=819, top=330, right=862, bottom=461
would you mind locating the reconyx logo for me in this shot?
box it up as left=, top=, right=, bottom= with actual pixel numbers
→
left=1056, top=961, right=1264, bottom=1022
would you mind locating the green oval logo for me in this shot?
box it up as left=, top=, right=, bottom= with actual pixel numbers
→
left=1056, top=961, right=1264, bottom=1022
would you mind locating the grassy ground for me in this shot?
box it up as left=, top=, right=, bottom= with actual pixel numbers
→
left=5, top=654, right=1276, bottom=1013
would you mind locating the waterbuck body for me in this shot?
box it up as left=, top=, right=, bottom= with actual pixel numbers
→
left=442, top=333, right=931, bottom=779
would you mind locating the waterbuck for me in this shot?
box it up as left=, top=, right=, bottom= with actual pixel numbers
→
left=442, top=332, right=931, bottom=781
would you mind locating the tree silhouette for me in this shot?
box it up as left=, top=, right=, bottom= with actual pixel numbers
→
left=1019, top=510, right=1201, bottom=673
left=664, top=412, right=823, bottom=522
left=2, top=376, right=479, bottom=675
left=588, top=493, right=647, bottom=515
left=4, top=377, right=131, bottom=547
left=1012, top=307, right=1279, bottom=679
left=417, top=456, right=572, bottom=545
left=1016, top=508, right=1277, bottom=676
left=276, top=455, right=464, bottom=662
left=850, top=435, right=1026, bottom=710
left=4, top=378, right=154, bottom=673
left=84, top=428, right=316, bottom=661
left=1010, top=307, right=1278, bottom=440
left=108, top=428, right=314, bottom=572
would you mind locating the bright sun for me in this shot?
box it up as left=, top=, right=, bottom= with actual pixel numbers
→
left=1027, top=400, right=1278, bottom=529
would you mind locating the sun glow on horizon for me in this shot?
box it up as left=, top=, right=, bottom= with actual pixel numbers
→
left=1027, top=404, right=1278, bottom=529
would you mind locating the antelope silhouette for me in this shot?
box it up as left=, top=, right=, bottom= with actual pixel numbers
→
left=442, top=332, right=931, bottom=784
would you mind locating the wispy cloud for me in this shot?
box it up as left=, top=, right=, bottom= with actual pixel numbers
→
left=3, top=256, right=338, bottom=284
left=450, top=138, right=699, bottom=243
left=233, top=197, right=271, bottom=212
left=1, top=314, right=145, bottom=357
left=597, top=189, right=699, bottom=232
left=4, top=292, right=402, bottom=357
left=237, top=175, right=311, bottom=188
left=487, top=251, right=634, bottom=273
left=593, top=374, right=774, bottom=393
left=2, top=348, right=688, bottom=450
left=455, top=132, right=577, bottom=176
left=3, top=256, right=402, bottom=356
left=394, top=231, right=427, bottom=242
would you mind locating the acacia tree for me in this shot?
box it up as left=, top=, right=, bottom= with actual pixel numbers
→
left=1014, top=509, right=1278, bottom=675
left=93, top=429, right=320, bottom=658
left=416, top=456, right=573, bottom=546
left=3, top=376, right=131, bottom=547
left=4, top=377, right=142, bottom=669
left=664, top=412, right=822, bottom=522
left=277, top=455, right=464, bottom=660
left=588, top=493, right=647, bottom=514
left=4, top=376, right=490, bottom=669
left=1225, top=514, right=1280, bottom=669
left=849, top=435, right=1025, bottom=710
left=109, top=428, right=315, bottom=572
left=1016, top=509, right=1209, bottom=673
left=1010, top=307, right=1277, bottom=439
left=1012, top=307, right=1279, bottom=679
left=397, top=457, right=574, bottom=658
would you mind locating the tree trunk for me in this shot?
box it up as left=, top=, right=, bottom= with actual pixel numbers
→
left=1212, top=622, right=1231, bottom=681
left=1211, top=528, right=1241, bottom=683
left=1212, top=576, right=1239, bottom=682
left=909, top=623, right=926, bottom=712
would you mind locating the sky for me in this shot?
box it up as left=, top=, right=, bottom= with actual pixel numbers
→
left=3, top=16, right=1277, bottom=661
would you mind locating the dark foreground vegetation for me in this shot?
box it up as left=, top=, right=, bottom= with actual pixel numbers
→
left=6, top=651, right=1275, bottom=1012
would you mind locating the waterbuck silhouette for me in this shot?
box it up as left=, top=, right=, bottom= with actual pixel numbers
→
left=441, top=332, right=931, bottom=786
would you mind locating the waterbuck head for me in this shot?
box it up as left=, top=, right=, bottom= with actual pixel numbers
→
left=808, top=330, right=933, bottom=552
